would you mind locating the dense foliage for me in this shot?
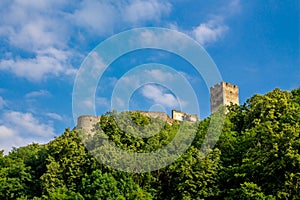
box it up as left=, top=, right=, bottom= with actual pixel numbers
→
left=0, top=88, right=299, bottom=199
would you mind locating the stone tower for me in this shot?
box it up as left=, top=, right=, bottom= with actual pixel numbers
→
left=210, top=82, right=239, bottom=113
left=76, top=115, right=101, bottom=135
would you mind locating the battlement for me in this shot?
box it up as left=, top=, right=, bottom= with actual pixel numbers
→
left=210, top=81, right=239, bottom=113
left=210, top=81, right=238, bottom=89
left=77, top=81, right=239, bottom=133
left=76, top=110, right=198, bottom=134
left=76, top=115, right=101, bottom=135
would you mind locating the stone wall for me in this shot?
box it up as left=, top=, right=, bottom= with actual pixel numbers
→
left=76, top=115, right=101, bottom=135
left=136, top=111, right=169, bottom=121
left=210, top=81, right=239, bottom=113
left=171, top=110, right=198, bottom=122
left=134, top=111, right=174, bottom=124
left=223, top=82, right=239, bottom=106
left=76, top=81, right=240, bottom=131
left=76, top=109, right=200, bottom=132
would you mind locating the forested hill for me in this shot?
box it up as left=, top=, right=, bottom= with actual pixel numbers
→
left=0, top=88, right=299, bottom=199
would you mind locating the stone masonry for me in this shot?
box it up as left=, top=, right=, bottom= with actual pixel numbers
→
left=77, top=81, right=239, bottom=132
left=172, top=110, right=198, bottom=122
left=210, top=81, right=239, bottom=113
left=76, top=115, right=101, bottom=135
left=76, top=110, right=198, bottom=134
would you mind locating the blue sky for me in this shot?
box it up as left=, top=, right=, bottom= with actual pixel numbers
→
left=0, top=0, right=299, bottom=153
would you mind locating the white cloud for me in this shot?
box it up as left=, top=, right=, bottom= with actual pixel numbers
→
left=190, top=0, right=242, bottom=45
left=2, top=111, right=55, bottom=137
left=141, top=84, right=178, bottom=108
left=192, top=19, right=228, bottom=45
left=135, top=29, right=188, bottom=50
left=0, top=125, right=16, bottom=140
left=122, top=0, right=171, bottom=24
left=0, top=1, right=69, bottom=51
left=0, top=0, right=172, bottom=81
left=121, top=75, right=142, bottom=89
left=178, top=71, right=200, bottom=84
left=119, top=69, right=176, bottom=88
left=165, top=22, right=179, bottom=30
left=115, top=97, right=125, bottom=107
left=86, top=52, right=107, bottom=76
left=72, top=0, right=171, bottom=35
left=9, top=19, right=63, bottom=50
left=0, top=47, right=75, bottom=81
left=83, top=98, right=94, bottom=109
left=72, top=0, right=117, bottom=36
left=25, top=90, right=50, bottom=99
left=0, top=111, right=56, bottom=153
left=144, top=69, right=175, bottom=82
left=227, top=0, right=241, bottom=14
left=96, top=97, right=110, bottom=108
left=0, top=1, right=74, bottom=81
left=0, top=96, right=7, bottom=109
left=46, top=113, right=63, bottom=121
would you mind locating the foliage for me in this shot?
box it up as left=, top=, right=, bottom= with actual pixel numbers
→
left=0, top=87, right=299, bottom=199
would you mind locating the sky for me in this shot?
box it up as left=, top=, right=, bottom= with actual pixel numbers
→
left=0, top=0, right=299, bottom=153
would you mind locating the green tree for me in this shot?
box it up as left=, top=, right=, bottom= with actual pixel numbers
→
left=218, top=88, right=300, bottom=199
left=0, top=156, right=31, bottom=199
left=41, top=128, right=97, bottom=197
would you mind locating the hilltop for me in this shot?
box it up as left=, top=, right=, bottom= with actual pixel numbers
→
left=0, top=87, right=299, bottom=199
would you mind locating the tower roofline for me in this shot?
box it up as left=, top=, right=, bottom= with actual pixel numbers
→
left=210, top=81, right=238, bottom=89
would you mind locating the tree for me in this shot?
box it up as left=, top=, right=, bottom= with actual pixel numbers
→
left=218, top=88, right=300, bottom=199
left=0, top=156, right=31, bottom=199
left=41, top=128, right=97, bottom=197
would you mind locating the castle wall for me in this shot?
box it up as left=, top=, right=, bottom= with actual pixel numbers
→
left=137, top=111, right=169, bottom=121
left=76, top=82, right=239, bottom=132
left=222, top=82, right=239, bottom=106
left=185, top=114, right=198, bottom=122
left=172, top=110, right=185, bottom=121
left=210, top=82, right=224, bottom=113
left=172, top=110, right=198, bottom=122
left=210, top=81, right=239, bottom=113
left=76, top=115, right=100, bottom=135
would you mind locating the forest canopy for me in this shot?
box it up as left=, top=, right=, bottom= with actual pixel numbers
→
left=0, top=87, right=299, bottom=199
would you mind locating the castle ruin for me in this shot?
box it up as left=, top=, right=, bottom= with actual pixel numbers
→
left=210, top=81, right=239, bottom=113
left=76, top=110, right=198, bottom=134
left=77, top=81, right=239, bottom=133
left=77, top=115, right=101, bottom=135
left=133, top=111, right=174, bottom=124
left=172, top=110, right=198, bottom=122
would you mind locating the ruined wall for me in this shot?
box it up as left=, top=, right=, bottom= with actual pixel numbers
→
left=137, top=111, right=168, bottom=121
left=172, top=110, right=198, bottom=122
left=185, top=114, right=198, bottom=122
left=76, top=81, right=239, bottom=132
left=172, top=110, right=185, bottom=121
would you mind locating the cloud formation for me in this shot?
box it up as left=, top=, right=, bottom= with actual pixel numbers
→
left=0, top=111, right=56, bottom=153
left=192, top=19, right=228, bottom=46
left=0, top=96, right=7, bottom=109
left=141, top=84, right=178, bottom=108
left=122, top=0, right=171, bottom=24
left=25, top=90, right=51, bottom=99
left=0, top=0, right=237, bottom=81
left=46, top=112, right=63, bottom=121
left=0, top=0, right=172, bottom=82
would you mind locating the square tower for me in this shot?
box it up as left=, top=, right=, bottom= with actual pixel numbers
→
left=210, top=82, right=239, bottom=113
